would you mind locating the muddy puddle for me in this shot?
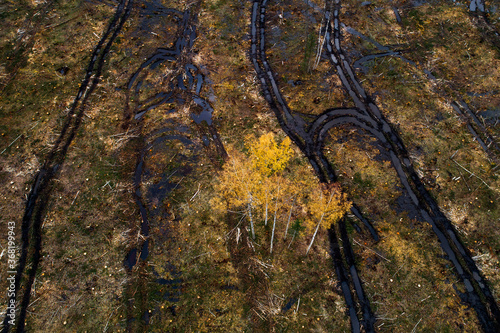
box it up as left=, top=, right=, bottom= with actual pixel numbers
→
left=251, top=0, right=500, bottom=331
left=120, top=2, right=227, bottom=329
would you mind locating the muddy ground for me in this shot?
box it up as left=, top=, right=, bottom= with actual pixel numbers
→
left=0, top=0, right=499, bottom=332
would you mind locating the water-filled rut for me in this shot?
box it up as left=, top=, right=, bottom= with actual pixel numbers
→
left=250, top=0, right=500, bottom=332
left=1, top=1, right=133, bottom=331
left=121, top=3, right=226, bottom=329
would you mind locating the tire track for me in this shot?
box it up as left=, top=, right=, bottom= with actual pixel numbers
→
left=251, top=0, right=500, bottom=331
left=342, top=23, right=500, bottom=164
left=121, top=4, right=226, bottom=330
left=124, top=7, right=226, bottom=273
left=250, top=1, right=376, bottom=332
left=1, top=1, right=133, bottom=331
left=321, top=0, right=500, bottom=331
left=468, top=0, right=500, bottom=56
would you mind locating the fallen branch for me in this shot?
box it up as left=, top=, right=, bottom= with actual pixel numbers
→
left=411, top=318, right=422, bottom=333
left=353, top=239, right=391, bottom=262
left=450, top=158, right=492, bottom=190
left=391, top=264, right=405, bottom=278
left=103, top=305, right=122, bottom=332
left=295, top=296, right=300, bottom=313
left=191, top=252, right=211, bottom=260
left=190, top=183, right=201, bottom=201
left=0, top=134, right=22, bottom=155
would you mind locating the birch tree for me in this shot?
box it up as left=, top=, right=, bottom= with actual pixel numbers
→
left=306, top=183, right=350, bottom=254
left=212, top=133, right=292, bottom=240
left=212, top=133, right=350, bottom=254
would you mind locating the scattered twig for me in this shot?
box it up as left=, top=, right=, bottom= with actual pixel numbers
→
left=295, top=297, right=300, bottom=314
left=1, top=134, right=22, bottom=155
left=103, top=305, right=121, bottom=332
left=97, top=251, right=109, bottom=260
left=450, top=158, right=492, bottom=190
left=252, top=308, right=265, bottom=321
left=450, top=151, right=471, bottom=190
left=191, top=252, right=211, bottom=260
left=392, top=264, right=405, bottom=278
left=353, top=239, right=391, bottom=262
left=28, top=297, right=40, bottom=309
left=288, top=230, right=297, bottom=249
left=101, top=181, right=112, bottom=190
left=67, top=295, right=83, bottom=311
left=411, top=318, right=422, bottom=333
left=190, top=183, right=201, bottom=201
left=43, top=16, right=78, bottom=30
left=108, top=130, right=136, bottom=138
left=48, top=306, right=61, bottom=326
left=171, top=176, right=185, bottom=191
left=420, top=295, right=431, bottom=303
left=29, top=121, right=40, bottom=131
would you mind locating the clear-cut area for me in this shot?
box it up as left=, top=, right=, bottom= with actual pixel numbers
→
left=0, top=0, right=499, bottom=332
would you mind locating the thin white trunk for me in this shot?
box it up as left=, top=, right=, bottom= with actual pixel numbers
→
left=284, top=196, right=295, bottom=240
left=306, top=190, right=336, bottom=254
left=313, top=16, right=330, bottom=69
left=264, top=188, right=268, bottom=226
left=248, top=195, right=255, bottom=239
left=231, top=156, right=255, bottom=238
left=306, top=212, right=325, bottom=254
left=270, top=185, right=280, bottom=254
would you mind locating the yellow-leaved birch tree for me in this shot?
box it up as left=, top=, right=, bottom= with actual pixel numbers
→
left=212, top=132, right=350, bottom=254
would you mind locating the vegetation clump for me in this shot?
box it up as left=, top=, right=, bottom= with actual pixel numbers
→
left=213, top=132, right=351, bottom=252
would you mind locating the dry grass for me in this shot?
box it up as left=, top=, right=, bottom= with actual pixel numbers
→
left=0, top=0, right=498, bottom=332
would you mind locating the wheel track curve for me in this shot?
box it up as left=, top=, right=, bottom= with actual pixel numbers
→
left=251, top=0, right=500, bottom=331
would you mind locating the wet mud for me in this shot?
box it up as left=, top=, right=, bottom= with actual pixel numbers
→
left=121, top=3, right=226, bottom=330
left=251, top=0, right=500, bottom=332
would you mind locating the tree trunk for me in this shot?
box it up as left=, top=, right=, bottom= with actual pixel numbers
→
left=264, top=188, right=268, bottom=226
left=270, top=185, right=280, bottom=254
left=248, top=194, right=255, bottom=239
left=307, top=190, right=335, bottom=254
left=284, top=196, right=295, bottom=240
left=306, top=212, right=325, bottom=254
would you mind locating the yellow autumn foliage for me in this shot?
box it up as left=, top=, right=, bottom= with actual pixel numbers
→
left=212, top=132, right=351, bottom=249
left=303, top=183, right=351, bottom=234
left=211, top=147, right=259, bottom=211
left=248, top=133, right=293, bottom=176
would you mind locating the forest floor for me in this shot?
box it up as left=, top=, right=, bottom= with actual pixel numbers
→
left=0, top=0, right=499, bottom=332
